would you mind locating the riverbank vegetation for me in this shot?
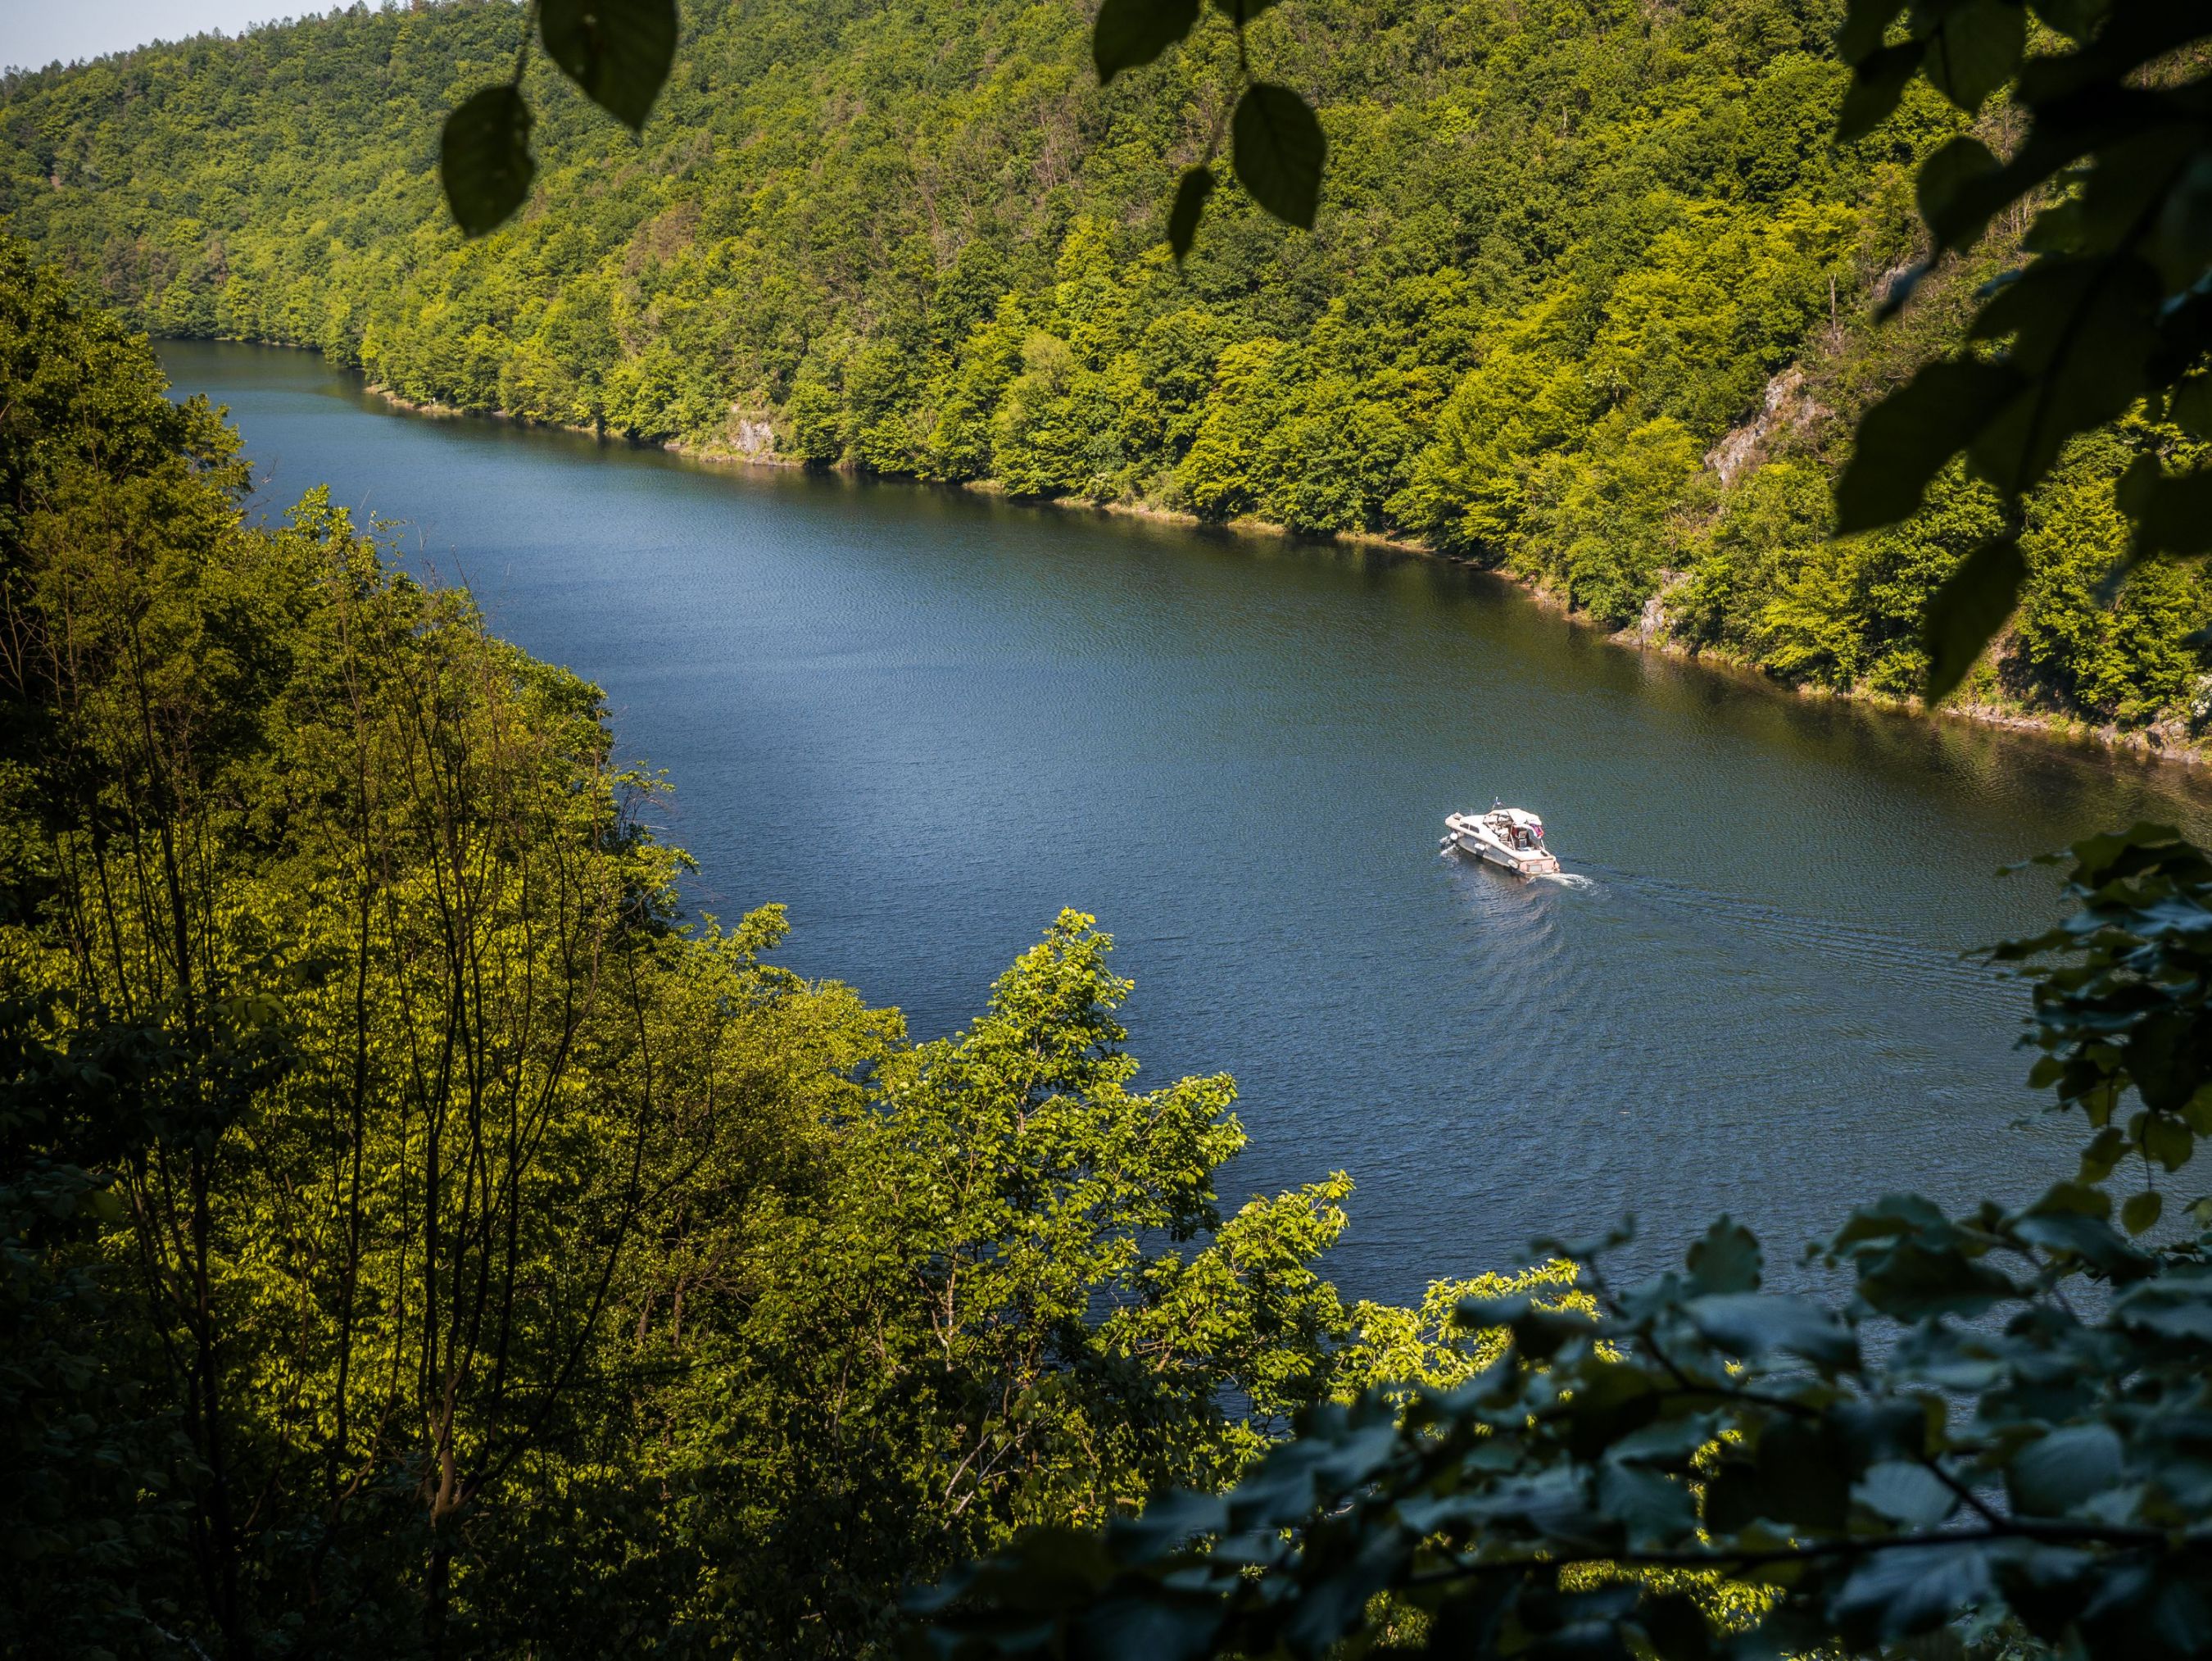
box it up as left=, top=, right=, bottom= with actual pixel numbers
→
left=7, top=0, right=2210, bottom=739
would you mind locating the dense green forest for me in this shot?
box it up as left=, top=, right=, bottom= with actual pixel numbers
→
left=4, top=0, right=2209, bottom=732
left=0, top=238, right=1583, bottom=1655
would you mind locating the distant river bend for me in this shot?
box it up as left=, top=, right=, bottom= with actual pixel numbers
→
left=163, top=339, right=2212, bottom=1304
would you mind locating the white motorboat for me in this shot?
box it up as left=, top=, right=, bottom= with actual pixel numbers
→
left=1441, top=802, right=1560, bottom=877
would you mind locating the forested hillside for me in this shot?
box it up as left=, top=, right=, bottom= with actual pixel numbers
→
left=3, top=0, right=2207, bottom=728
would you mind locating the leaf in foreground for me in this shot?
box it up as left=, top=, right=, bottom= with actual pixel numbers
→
left=1167, top=166, right=1215, bottom=261
left=1920, top=536, right=2024, bottom=705
left=1231, top=83, right=1324, bottom=229
left=1093, top=0, right=1201, bottom=83
left=441, top=85, right=535, bottom=237
left=540, top=0, right=678, bottom=131
left=1833, top=357, right=2017, bottom=533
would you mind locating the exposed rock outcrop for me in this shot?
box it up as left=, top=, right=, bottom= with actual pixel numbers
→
left=1629, top=570, right=1688, bottom=648
left=728, top=410, right=777, bottom=457
left=1704, top=365, right=1827, bottom=486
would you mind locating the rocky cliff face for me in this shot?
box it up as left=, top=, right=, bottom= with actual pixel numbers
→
left=730, top=415, right=777, bottom=458
left=1704, top=366, right=1826, bottom=488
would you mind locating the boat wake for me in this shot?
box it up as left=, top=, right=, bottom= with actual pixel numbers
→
left=1536, top=870, right=1596, bottom=892
left=1570, top=865, right=2020, bottom=1019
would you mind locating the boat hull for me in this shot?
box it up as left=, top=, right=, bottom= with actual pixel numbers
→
left=1444, top=819, right=1561, bottom=878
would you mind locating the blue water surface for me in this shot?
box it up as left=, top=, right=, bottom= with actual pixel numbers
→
left=162, top=339, right=2212, bottom=1303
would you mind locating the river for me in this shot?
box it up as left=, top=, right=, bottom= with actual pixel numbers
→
left=160, top=338, right=2212, bottom=1305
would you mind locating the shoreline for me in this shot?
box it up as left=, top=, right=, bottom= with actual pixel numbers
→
left=333, top=363, right=2209, bottom=776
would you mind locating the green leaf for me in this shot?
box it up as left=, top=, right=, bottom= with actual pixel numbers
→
left=1231, top=83, right=1325, bottom=229
left=2012, top=1210, right=2145, bottom=1274
left=1854, top=1235, right=2019, bottom=1318
left=2115, top=1279, right=2212, bottom=1342
left=1686, top=1216, right=1761, bottom=1296
left=2078, top=1125, right=2128, bottom=1182
left=2023, top=195, right=2087, bottom=256
left=1831, top=1191, right=1952, bottom=1249
left=1834, top=1543, right=1996, bottom=1639
left=2121, top=1011, right=2201, bottom=1115
left=540, top=0, right=676, bottom=132
left=1453, top=1290, right=1528, bottom=1328
left=2169, top=377, right=2212, bottom=442
left=1700, top=1459, right=1763, bottom=1535
left=1095, top=0, right=1202, bottom=82
left=1108, top=1486, right=1227, bottom=1556
left=1916, top=136, right=2001, bottom=251
left=1503, top=1305, right=1599, bottom=1362
left=1687, top=1292, right=1857, bottom=1368
left=2151, top=153, right=2212, bottom=292
left=2027, top=0, right=2105, bottom=40
left=1855, top=1459, right=1958, bottom=1527
left=1836, top=0, right=1910, bottom=65
left=1965, top=256, right=2160, bottom=496
left=1922, top=0, right=2025, bottom=112
left=1167, top=166, right=1215, bottom=261
left=1281, top=1549, right=1403, bottom=1661
left=1608, top=1413, right=1718, bottom=1465
left=1834, top=1398, right=1931, bottom=1467
left=1083, top=1590, right=1232, bottom=1659
left=2006, top=1423, right=2124, bottom=1515
left=2122, top=1188, right=2164, bottom=1235
left=2143, top=1113, right=2193, bottom=1173
left=1921, top=537, right=2024, bottom=706
left=1834, top=359, right=2018, bottom=533
left=1838, top=43, right=1924, bottom=141
left=1633, top=1593, right=1717, bottom=1661
left=969, top=1525, right=1120, bottom=1607
left=2010, top=1186, right=2153, bottom=1277
left=2129, top=467, right=2212, bottom=559
left=440, top=84, right=536, bottom=237
left=1559, top=1360, right=1663, bottom=1459
left=1755, top=1418, right=1851, bottom=1532
left=1596, top=1461, right=1698, bottom=1546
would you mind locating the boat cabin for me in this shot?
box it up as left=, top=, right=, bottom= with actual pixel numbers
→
left=1486, top=807, right=1546, bottom=851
